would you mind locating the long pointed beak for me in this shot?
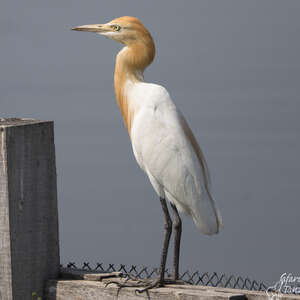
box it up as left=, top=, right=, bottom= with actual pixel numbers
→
left=71, top=24, right=110, bottom=33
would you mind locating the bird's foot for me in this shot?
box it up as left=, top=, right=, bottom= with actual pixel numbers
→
left=105, top=276, right=159, bottom=289
left=135, top=277, right=189, bottom=293
left=105, top=276, right=188, bottom=296
left=134, top=278, right=164, bottom=294
left=105, top=277, right=161, bottom=297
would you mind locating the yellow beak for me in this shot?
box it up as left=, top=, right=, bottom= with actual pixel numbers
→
left=71, top=24, right=110, bottom=33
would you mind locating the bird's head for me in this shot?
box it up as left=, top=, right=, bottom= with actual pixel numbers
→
left=72, top=16, right=153, bottom=46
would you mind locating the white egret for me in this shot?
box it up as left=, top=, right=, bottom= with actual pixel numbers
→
left=72, top=16, right=223, bottom=292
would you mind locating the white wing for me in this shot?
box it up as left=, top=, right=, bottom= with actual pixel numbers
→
left=130, top=83, right=222, bottom=235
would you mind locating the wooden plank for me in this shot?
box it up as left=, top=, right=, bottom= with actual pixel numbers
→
left=60, top=268, right=122, bottom=281
left=60, top=268, right=122, bottom=280
left=45, top=278, right=247, bottom=300
left=45, top=277, right=300, bottom=300
left=0, top=119, right=60, bottom=300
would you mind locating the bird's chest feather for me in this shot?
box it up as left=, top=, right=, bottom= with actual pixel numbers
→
left=125, top=82, right=173, bottom=171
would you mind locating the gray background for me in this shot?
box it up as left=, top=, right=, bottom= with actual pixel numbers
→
left=1, top=0, right=299, bottom=286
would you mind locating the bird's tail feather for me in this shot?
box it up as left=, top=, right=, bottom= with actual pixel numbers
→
left=191, top=193, right=223, bottom=235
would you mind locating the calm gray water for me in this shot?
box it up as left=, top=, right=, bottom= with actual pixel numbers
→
left=1, top=0, right=300, bottom=285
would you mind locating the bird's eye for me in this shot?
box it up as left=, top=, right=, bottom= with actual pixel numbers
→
left=111, top=24, right=121, bottom=32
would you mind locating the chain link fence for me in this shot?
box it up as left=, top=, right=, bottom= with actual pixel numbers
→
left=62, top=262, right=267, bottom=292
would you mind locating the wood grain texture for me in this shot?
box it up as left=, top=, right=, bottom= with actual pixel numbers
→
left=0, top=119, right=60, bottom=300
left=45, top=279, right=247, bottom=300
left=0, top=121, right=13, bottom=300
left=44, top=278, right=300, bottom=300
left=60, top=268, right=122, bottom=281
left=45, top=270, right=300, bottom=300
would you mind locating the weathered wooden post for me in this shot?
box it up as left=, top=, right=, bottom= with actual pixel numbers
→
left=0, top=118, right=60, bottom=300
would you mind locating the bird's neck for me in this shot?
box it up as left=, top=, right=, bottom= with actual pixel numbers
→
left=114, top=40, right=155, bottom=137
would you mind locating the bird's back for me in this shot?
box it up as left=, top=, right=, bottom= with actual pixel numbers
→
left=129, top=82, right=222, bottom=235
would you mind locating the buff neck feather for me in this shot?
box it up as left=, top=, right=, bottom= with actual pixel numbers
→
left=114, top=36, right=155, bottom=136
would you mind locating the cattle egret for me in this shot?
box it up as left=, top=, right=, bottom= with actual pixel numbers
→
left=72, top=16, right=223, bottom=292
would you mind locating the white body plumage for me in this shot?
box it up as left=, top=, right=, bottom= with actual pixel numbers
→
left=127, top=81, right=222, bottom=235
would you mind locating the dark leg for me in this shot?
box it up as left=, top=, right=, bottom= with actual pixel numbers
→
left=105, top=197, right=173, bottom=294
left=170, top=203, right=182, bottom=280
left=136, top=197, right=173, bottom=293
left=157, top=197, right=173, bottom=283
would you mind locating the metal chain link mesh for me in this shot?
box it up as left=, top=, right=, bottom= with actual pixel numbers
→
left=62, top=262, right=267, bottom=292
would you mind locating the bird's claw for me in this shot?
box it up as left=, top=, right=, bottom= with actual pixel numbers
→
left=135, top=278, right=164, bottom=294
left=135, top=278, right=188, bottom=293
left=105, top=275, right=189, bottom=297
left=104, top=277, right=164, bottom=295
left=123, top=273, right=145, bottom=284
